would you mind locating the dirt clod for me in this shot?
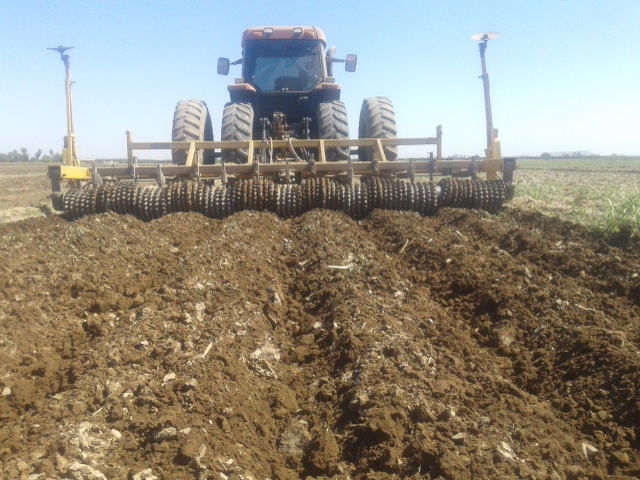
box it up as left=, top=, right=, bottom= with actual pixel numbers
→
left=0, top=208, right=638, bottom=478
left=306, top=431, right=340, bottom=471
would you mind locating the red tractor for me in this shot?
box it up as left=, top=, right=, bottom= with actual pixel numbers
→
left=171, top=26, right=398, bottom=165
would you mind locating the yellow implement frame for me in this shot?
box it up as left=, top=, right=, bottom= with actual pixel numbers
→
left=47, top=124, right=516, bottom=212
left=47, top=34, right=517, bottom=211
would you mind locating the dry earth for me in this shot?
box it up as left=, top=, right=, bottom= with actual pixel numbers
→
left=0, top=163, right=53, bottom=223
left=0, top=163, right=639, bottom=479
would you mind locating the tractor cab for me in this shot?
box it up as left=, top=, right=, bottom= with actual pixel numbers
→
left=244, top=38, right=324, bottom=93
left=216, top=27, right=357, bottom=154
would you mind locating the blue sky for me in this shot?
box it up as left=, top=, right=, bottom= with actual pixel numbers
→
left=1, top=0, right=639, bottom=159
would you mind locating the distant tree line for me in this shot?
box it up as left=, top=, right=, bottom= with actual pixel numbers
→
left=0, top=148, right=62, bottom=163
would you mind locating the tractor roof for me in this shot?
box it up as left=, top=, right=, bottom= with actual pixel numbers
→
left=242, top=27, right=327, bottom=47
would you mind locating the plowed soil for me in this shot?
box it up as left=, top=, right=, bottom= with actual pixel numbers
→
left=1, top=206, right=639, bottom=479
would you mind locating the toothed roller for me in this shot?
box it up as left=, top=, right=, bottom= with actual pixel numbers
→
left=487, top=179, right=505, bottom=214
left=64, top=189, right=76, bottom=220
left=62, top=175, right=505, bottom=221
left=439, top=178, right=451, bottom=208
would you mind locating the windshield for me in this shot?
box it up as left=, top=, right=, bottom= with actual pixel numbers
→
left=244, top=40, right=323, bottom=92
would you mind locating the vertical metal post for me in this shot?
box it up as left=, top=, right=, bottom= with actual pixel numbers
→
left=61, top=52, right=78, bottom=167
left=478, top=41, right=494, bottom=154
left=48, top=46, right=79, bottom=167
left=472, top=32, right=501, bottom=179
left=126, top=131, right=133, bottom=166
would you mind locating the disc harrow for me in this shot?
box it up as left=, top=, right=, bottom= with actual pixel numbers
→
left=62, top=177, right=506, bottom=222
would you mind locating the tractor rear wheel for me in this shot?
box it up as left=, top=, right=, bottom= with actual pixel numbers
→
left=171, top=99, right=214, bottom=165
left=317, top=100, right=350, bottom=161
left=221, top=102, right=254, bottom=164
left=358, top=96, right=398, bottom=162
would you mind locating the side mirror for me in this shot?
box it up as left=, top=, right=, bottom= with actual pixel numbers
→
left=217, top=57, right=230, bottom=75
left=345, top=54, right=357, bottom=72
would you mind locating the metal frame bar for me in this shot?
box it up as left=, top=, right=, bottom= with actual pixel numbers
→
left=49, top=127, right=512, bottom=191
left=126, top=136, right=443, bottom=163
left=62, top=158, right=504, bottom=180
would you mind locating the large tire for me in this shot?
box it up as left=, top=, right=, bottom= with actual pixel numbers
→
left=221, top=102, right=254, bottom=164
left=171, top=99, right=214, bottom=165
left=358, top=96, right=398, bottom=162
left=318, top=100, right=351, bottom=162
left=317, top=100, right=350, bottom=162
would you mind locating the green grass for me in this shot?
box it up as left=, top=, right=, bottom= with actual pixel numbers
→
left=517, top=156, right=640, bottom=171
left=515, top=175, right=561, bottom=203
left=588, top=189, right=640, bottom=234
left=514, top=158, right=640, bottom=236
